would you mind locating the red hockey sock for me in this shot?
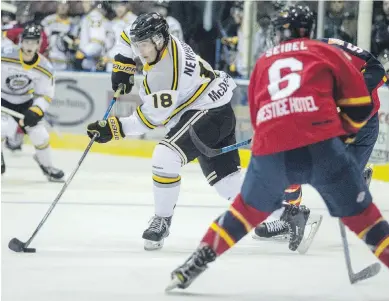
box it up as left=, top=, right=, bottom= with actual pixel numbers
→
left=284, top=184, right=302, bottom=206
left=201, top=193, right=270, bottom=255
left=341, top=203, right=389, bottom=267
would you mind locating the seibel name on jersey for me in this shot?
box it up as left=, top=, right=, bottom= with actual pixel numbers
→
left=265, top=41, right=308, bottom=58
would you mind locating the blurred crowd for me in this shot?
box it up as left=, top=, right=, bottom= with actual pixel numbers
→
left=2, top=0, right=389, bottom=78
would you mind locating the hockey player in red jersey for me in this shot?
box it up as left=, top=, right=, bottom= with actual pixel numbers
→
left=254, top=37, right=388, bottom=241
left=166, top=5, right=389, bottom=290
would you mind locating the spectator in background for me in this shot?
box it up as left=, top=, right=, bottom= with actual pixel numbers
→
left=41, top=1, right=79, bottom=70
left=3, top=4, right=49, bottom=54
left=154, top=1, right=184, bottom=41
left=372, top=0, right=389, bottom=57
left=74, top=0, right=112, bottom=71
left=1, top=2, right=17, bottom=29
left=220, top=1, right=244, bottom=77
left=324, top=0, right=356, bottom=43
left=104, top=1, right=137, bottom=72
left=253, top=13, right=272, bottom=59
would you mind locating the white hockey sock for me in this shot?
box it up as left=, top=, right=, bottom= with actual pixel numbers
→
left=35, top=146, right=53, bottom=167
left=152, top=172, right=181, bottom=217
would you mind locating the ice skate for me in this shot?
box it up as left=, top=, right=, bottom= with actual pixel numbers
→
left=282, top=204, right=310, bottom=251
left=252, top=219, right=289, bottom=242
left=33, top=155, right=65, bottom=182
left=142, top=215, right=172, bottom=251
left=166, top=245, right=216, bottom=291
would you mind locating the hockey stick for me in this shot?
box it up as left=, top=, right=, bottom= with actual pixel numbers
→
left=338, top=220, right=381, bottom=283
left=338, top=166, right=381, bottom=284
left=189, top=125, right=251, bottom=157
left=1, top=106, right=63, bottom=138
left=8, top=84, right=123, bottom=253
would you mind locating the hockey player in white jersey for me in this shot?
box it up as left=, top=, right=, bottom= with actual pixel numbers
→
left=105, top=1, right=137, bottom=72
left=1, top=24, right=65, bottom=181
left=75, top=1, right=112, bottom=71
left=41, top=1, right=77, bottom=71
left=87, top=13, right=244, bottom=250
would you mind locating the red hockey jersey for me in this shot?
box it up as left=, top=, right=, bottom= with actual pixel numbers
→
left=320, top=38, right=387, bottom=117
left=248, top=38, right=372, bottom=156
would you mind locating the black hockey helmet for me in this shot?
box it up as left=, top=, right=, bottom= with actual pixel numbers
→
left=273, top=5, right=315, bottom=42
left=21, top=24, right=41, bottom=40
left=129, top=12, right=169, bottom=48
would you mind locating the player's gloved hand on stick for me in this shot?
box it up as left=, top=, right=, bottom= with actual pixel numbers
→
left=111, top=54, right=136, bottom=95
left=87, top=117, right=125, bottom=143
left=22, top=106, right=44, bottom=127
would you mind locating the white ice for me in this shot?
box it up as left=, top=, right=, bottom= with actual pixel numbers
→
left=2, top=146, right=389, bottom=301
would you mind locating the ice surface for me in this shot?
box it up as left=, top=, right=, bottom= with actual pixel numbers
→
left=2, top=146, right=389, bottom=301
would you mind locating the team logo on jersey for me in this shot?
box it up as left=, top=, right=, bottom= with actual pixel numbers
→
left=6, top=74, right=32, bottom=91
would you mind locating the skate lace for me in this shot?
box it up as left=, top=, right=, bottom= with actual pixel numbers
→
left=149, top=216, right=168, bottom=233
left=266, top=220, right=286, bottom=233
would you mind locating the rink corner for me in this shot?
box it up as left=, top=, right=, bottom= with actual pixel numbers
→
left=44, top=133, right=388, bottom=182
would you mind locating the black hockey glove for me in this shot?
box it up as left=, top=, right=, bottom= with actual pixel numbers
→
left=87, top=117, right=125, bottom=143
left=112, top=54, right=136, bottom=95
left=22, top=106, right=44, bottom=127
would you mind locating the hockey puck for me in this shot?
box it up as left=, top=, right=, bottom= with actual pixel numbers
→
left=8, top=237, right=36, bottom=253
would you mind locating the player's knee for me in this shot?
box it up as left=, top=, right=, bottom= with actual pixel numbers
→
left=213, top=171, right=243, bottom=201
left=27, top=125, right=50, bottom=149
left=151, top=144, right=181, bottom=177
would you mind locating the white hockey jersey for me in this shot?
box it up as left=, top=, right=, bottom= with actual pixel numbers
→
left=1, top=48, right=55, bottom=112
left=41, top=14, right=75, bottom=70
left=106, top=11, right=137, bottom=71
left=166, top=16, right=184, bottom=41
left=78, top=8, right=111, bottom=70
left=114, top=31, right=237, bottom=136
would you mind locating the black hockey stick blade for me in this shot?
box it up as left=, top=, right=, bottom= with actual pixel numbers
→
left=8, top=238, right=36, bottom=253
left=350, top=262, right=381, bottom=284
left=188, top=125, right=222, bottom=157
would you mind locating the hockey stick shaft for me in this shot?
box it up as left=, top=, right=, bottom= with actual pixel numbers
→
left=22, top=85, right=123, bottom=248
left=188, top=125, right=251, bottom=157
left=1, top=106, right=62, bottom=137
left=338, top=166, right=381, bottom=283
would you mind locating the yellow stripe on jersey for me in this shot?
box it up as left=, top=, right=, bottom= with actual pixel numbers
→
left=383, top=76, right=388, bottom=83
left=35, top=94, right=53, bottom=103
left=120, top=31, right=131, bottom=46
left=340, top=113, right=368, bottom=129
left=136, top=106, right=157, bottom=129
left=171, top=38, right=179, bottom=90
left=143, top=77, right=151, bottom=95
left=337, top=96, right=371, bottom=106
left=162, top=81, right=211, bottom=125
left=210, top=222, right=235, bottom=247
left=1, top=57, right=53, bottom=79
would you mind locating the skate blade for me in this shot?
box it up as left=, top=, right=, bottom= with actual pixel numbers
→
left=144, top=239, right=164, bottom=251
left=165, top=275, right=183, bottom=292
left=297, top=214, right=323, bottom=254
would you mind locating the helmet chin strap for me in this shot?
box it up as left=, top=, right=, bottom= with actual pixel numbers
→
left=148, top=43, right=166, bottom=65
